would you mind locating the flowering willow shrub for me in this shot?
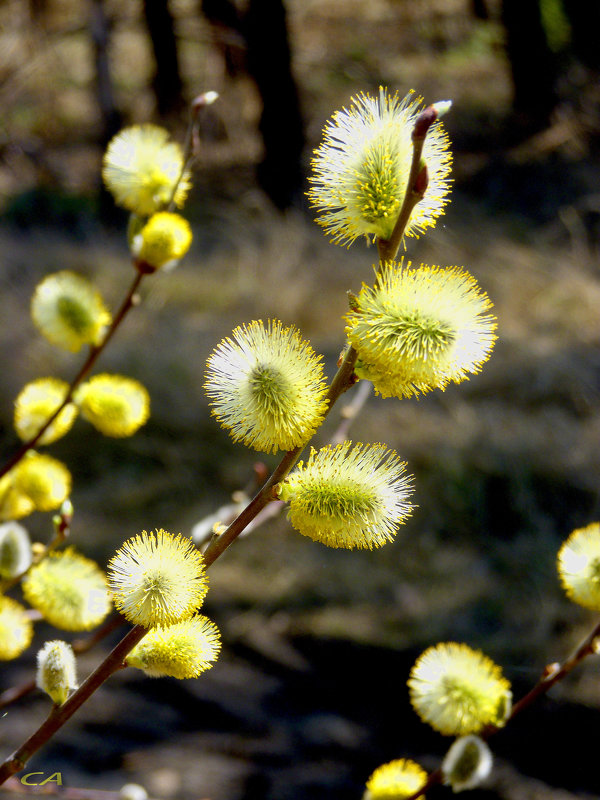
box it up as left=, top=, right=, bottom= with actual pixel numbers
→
left=0, top=106, right=222, bottom=726
left=0, top=87, right=598, bottom=799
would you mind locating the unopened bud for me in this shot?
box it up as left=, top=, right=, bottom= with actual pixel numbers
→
left=119, top=784, right=148, bottom=800
left=0, top=521, right=32, bottom=579
left=441, top=735, right=493, bottom=792
left=36, top=640, right=77, bottom=705
left=53, top=498, right=74, bottom=539
left=414, top=163, right=429, bottom=197
left=31, top=541, right=46, bottom=559
left=192, top=90, right=219, bottom=112
left=276, top=481, right=293, bottom=503
left=542, top=661, right=560, bottom=679
left=413, top=100, right=453, bottom=141
left=432, top=100, right=453, bottom=119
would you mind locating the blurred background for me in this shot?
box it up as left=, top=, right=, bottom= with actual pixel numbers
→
left=1, top=0, right=600, bottom=798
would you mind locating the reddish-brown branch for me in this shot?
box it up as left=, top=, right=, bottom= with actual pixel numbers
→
left=376, top=103, right=441, bottom=263
left=402, top=617, right=600, bottom=800
left=202, top=344, right=359, bottom=567
left=0, top=344, right=360, bottom=783
left=0, top=625, right=146, bottom=784
left=0, top=271, right=144, bottom=480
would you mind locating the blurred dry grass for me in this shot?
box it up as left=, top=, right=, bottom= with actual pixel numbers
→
left=1, top=1, right=600, bottom=797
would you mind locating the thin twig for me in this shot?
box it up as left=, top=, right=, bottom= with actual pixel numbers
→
left=202, top=344, right=360, bottom=567
left=0, top=615, right=125, bottom=711
left=376, top=104, right=441, bottom=264
left=402, top=617, right=600, bottom=800
left=330, top=379, right=372, bottom=445
left=0, top=271, right=144, bottom=480
left=0, top=625, right=146, bottom=784
left=505, top=618, right=600, bottom=722
left=0, top=95, right=440, bottom=786
left=0, top=680, right=36, bottom=710
left=167, top=91, right=217, bottom=214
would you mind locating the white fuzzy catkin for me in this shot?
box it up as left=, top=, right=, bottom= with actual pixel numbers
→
left=119, top=784, right=148, bottom=800
left=442, top=735, right=493, bottom=792
left=36, top=640, right=77, bottom=705
left=0, top=521, right=32, bottom=578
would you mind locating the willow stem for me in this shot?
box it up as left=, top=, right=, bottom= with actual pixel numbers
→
left=166, top=91, right=215, bottom=214
left=202, top=344, right=359, bottom=566
left=376, top=103, right=441, bottom=264
left=0, top=102, right=216, bottom=781
left=0, top=93, right=209, bottom=478
left=403, top=617, right=600, bottom=800
left=506, top=618, right=600, bottom=721
left=0, top=270, right=144, bottom=480
left=0, top=615, right=123, bottom=711
left=330, top=378, right=372, bottom=446
left=0, top=346, right=359, bottom=783
left=0, top=625, right=146, bottom=784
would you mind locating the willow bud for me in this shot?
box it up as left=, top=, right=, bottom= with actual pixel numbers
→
left=36, top=640, right=77, bottom=705
left=441, top=735, right=493, bottom=792
left=0, top=521, right=32, bottom=579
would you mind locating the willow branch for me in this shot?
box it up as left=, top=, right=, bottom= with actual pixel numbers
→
left=0, top=93, right=215, bottom=479
left=505, top=618, right=600, bottom=722
left=202, top=345, right=359, bottom=566
left=330, top=378, right=372, bottom=445
left=0, top=346, right=359, bottom=782
left=0, top=270, right=144, bottom=480
left=403, top=617, right=600, bottom=800
left=376, top=104, right=442, bottom=264
left=0, top=679, right=36, bottom=711
left=0, top=97, right=227, bottom=780
left=166, top=91, right=218, bottom=214
left=0, top=614, right=125, bottom=711
left=0, top=625, right=146, bottom=784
